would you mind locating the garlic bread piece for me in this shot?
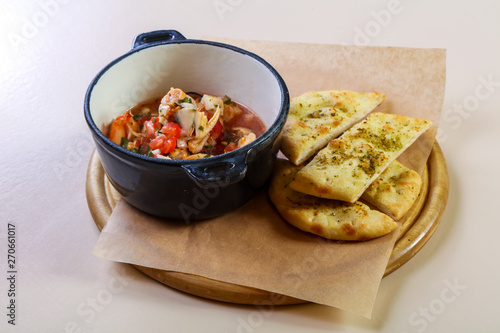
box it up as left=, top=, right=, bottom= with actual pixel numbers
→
left=281, top=90, right=385, bottom=165
left=290, top=112, right=431, bottom=202
left=362, top=160, right=422, bottom=220
left=269, top=159, right=397, bottom=241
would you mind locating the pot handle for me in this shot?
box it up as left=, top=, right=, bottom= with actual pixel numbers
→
left=181, top=152, right=250, bottom=189
left=132, top=30, right=186, bottom=49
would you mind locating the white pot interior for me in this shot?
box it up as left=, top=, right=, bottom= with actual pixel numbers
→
left=89, top=42, right=284, bottom=132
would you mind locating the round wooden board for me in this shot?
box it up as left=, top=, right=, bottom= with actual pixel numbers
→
left=86, top=142, right=449, bottom=305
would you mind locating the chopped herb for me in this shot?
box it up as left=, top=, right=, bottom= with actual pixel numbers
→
left=133, top=113, right=150, bottom=120
left=147, top=150, right=154, bottom=157
left=204, top=154, right=211, bottom=158
left=199, top=126, right=204, bottom=131
left=223, top=95, right=235, bottom=105
left=152, top=118, right=157, bottom=123
left=179, top=97, right=192, bottom=104
left=308, top=110, right=322, bottom=118
left=120, top=137, right=129, bottom=149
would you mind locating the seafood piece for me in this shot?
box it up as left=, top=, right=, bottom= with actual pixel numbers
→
left=200, top=94, right=223, bottom=112
left=175, top=108, right=197, bottom=138
left=231, top=127, right=257, bottom=148
left=188, top=106, right=222, bottom=153
left=173, top=93, right=222, bottom=141
left=221, top=98, right=242, bottom=122
left=237, top=132, right=256, bottom=148
left=169, top=148, right=189, bottom=160
left=159, top=88, right=189, bottom=117
left=108, top=112, right=139, bottom=145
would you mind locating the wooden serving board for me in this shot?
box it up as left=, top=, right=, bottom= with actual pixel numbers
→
left=85, top=142, right=448, bottom=305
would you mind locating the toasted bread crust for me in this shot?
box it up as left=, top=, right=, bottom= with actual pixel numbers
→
left=362, top=160, right=422, bottom=220
left=281, top=90, right=385, bottom=165
left=269, top=159, right=398, bottom=241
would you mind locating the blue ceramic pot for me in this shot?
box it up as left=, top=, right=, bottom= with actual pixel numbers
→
left=84, top=30, right=289, bottom=221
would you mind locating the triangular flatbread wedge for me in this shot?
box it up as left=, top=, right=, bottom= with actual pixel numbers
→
left=290, top=112, right=431, bottom=203
left=281, top=90, right=385, bottom=165
left=362, top=160, right=422, bottom=220
left=269, top=159, right=397, bottom=241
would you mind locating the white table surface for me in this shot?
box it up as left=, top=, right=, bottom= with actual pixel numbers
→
left=1, top=0, right=499, bottom=332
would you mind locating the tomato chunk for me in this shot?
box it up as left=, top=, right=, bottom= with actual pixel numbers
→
left=161, top=138, right=177, bottom=154
left=160, top=122, right=181, bottom=140
left=144, top=117, right=162, bottom=138
left=224, top=142, right=238, bottom=153
left=210, top=120, right=223, bottom=140
left=148, top=123, right=180, bottom=155
left=148, top=136, right=165, bottom=150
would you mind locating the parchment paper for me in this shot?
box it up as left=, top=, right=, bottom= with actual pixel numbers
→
left=92, top=39, right=446, bottom=318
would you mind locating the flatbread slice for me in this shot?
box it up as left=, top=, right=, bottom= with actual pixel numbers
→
left=281, top=90, right=386, bottom=165
left=269, top=159, right=397, bottom=241
left=362, top=160, right=422, bottom=220
left=290, top=112, right=431, bottom=202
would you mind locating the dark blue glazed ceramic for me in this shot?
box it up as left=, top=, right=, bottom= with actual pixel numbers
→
left=84, top=30, right=289, bottom=221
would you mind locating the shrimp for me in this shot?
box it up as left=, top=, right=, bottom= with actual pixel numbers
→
left=108, top=112, right=139, bottom=145
left=160, top=88, right=187, bottom=108
left=158, top=88, right=189, bottom=118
